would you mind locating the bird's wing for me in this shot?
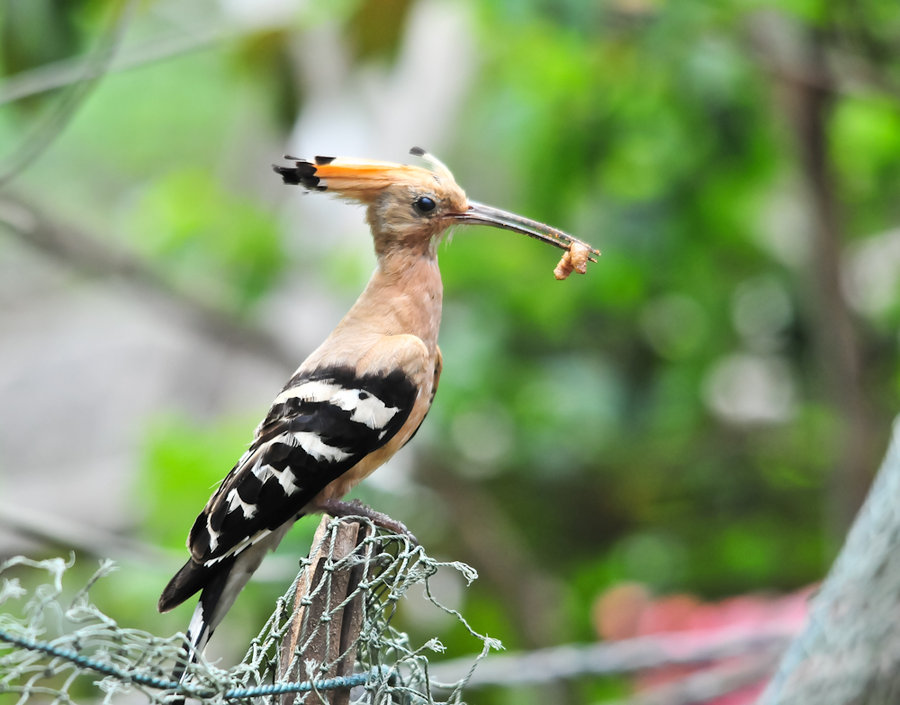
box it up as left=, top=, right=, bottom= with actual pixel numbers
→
left=187, top=363, right=420, bottom=566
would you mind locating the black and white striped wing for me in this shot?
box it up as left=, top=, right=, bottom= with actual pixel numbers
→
left=188, top=366, right=418, bottom=566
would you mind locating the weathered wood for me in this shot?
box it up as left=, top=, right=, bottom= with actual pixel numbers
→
left=278, top=516, right=371, bottom=705
left=760, top=417, right=900, bottom=704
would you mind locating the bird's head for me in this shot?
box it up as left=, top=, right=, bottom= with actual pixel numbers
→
left=274, top=147, right=599, bottom=271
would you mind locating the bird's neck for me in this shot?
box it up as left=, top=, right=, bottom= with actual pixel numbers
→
left=334, top=251, right=443, bottom=354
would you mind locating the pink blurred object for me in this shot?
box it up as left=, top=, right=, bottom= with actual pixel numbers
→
left=593, top=583, right=813, bottom=704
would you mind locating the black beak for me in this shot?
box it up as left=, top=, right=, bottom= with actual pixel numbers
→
left=452, top=200, right=599, bottom=262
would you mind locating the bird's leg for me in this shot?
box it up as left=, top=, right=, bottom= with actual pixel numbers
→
left=318, top=498, right=418, bottom=545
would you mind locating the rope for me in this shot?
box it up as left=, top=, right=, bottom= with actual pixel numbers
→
left=0, top=627, right=380, bottom=699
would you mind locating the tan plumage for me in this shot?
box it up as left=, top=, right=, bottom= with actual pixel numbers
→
left=158, top=147, right=598, bottom=681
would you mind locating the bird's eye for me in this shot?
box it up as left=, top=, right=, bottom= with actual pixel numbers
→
left=413, top=196, right=437, bottom=214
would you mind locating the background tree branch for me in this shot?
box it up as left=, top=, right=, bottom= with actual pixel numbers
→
left=0, top=193, right=295, bottom=368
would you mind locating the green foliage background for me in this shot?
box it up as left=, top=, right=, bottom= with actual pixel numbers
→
left=2, top=0, right=900, bottom=702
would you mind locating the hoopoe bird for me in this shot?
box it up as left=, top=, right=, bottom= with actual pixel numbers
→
left=157, top=147, right=598, bottom=675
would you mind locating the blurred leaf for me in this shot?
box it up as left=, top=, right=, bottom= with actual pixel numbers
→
left=832, top=96, right=900, bottom=236
left=138, top=414, right=255, bottom=550
left=232, top=29, right=303, bottom=127
left=0, top=0, right=80, bottom=77
left=346, top=0, right=414, bottom=62
left=130, top=167, right=285, bottom=311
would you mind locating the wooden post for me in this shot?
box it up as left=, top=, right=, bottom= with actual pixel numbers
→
left=278, top=515, right=372, bottom=705
left=760, top=417, right=900, bottom=703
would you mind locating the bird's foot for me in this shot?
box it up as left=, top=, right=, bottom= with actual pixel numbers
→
left=318, top=498, right=418, bottom=545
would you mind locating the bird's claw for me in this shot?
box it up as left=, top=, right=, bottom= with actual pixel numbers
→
left=318, top=498, right=419, bottom=546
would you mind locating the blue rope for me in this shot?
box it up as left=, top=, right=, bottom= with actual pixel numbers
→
left=0, top=627, right=180, bottom=690
left=0, top=627, right=382, bottom=700
left=221, top=672, right=375, bottom=699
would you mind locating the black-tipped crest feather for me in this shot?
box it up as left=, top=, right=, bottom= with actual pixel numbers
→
left=272, top=161, right=325, bottom=190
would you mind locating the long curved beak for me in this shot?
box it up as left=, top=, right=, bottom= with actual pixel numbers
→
left=453, top=200, right=600, bottom=262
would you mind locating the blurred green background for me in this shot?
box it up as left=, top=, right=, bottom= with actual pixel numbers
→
left=2, top=0, right=900, bottom=702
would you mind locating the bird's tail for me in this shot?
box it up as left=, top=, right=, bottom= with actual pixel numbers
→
left=169, top=599, right=213, bottom=688
left=160, top=558, right=235, bottom=699
left=159, top=529, right=292, bottom=699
